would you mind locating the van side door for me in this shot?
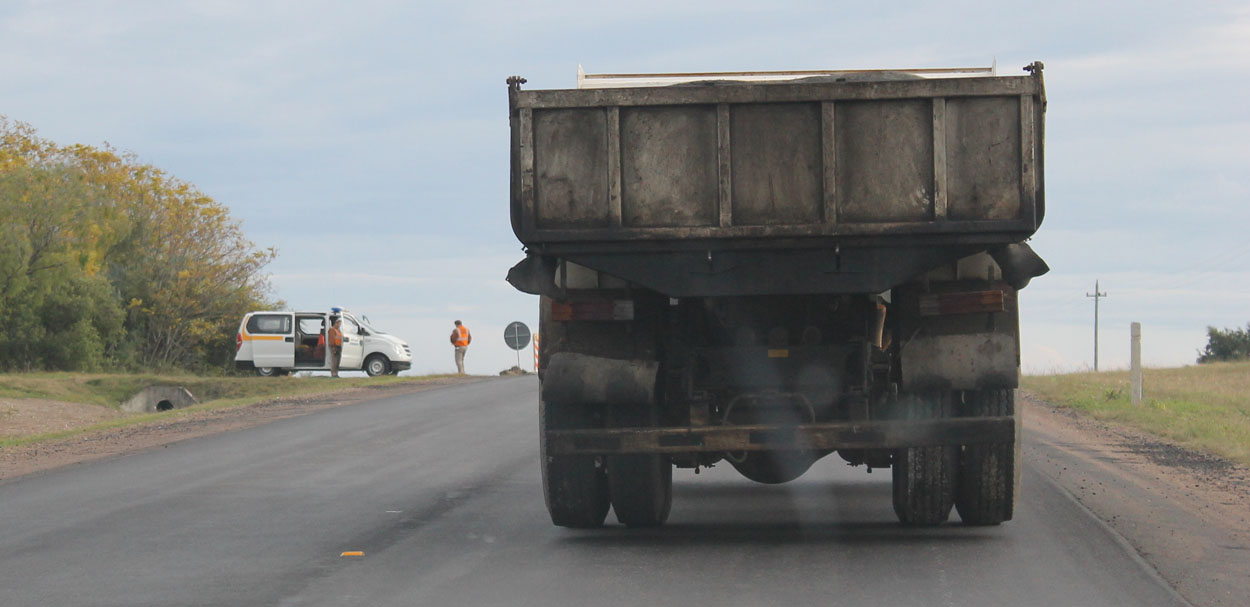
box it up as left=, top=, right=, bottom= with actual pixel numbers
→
left=245, top=313, right=295, bottom=368
left=339, top=315, right=366, bottom=370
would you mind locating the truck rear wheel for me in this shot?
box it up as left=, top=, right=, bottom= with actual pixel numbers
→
left=540, top=398, right=610, bottom=528
left=607, top=454, right=672, bottom=527
left=956, top=389, right=1018, bottom=525
left=606, top=404, right=672, bottom=527
left=891, top=391, right=957, bottom=525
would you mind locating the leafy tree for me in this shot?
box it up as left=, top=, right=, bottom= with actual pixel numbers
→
left=0, top=116, right=279, bottom=372
left=1197, top=324, right=1250, bottom=363
left=0, top=162, right=124, bottom=370
left=35, top=273, right=125, bottom=371
left=97, top=160, right=278, bottom=370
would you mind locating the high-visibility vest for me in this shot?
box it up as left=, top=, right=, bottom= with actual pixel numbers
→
left=328, top=326, right=343, bottom=347
left=453, top=325, right=470, bottom=347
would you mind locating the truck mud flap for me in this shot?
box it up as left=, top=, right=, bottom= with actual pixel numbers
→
left=544, top=417, right=1015, bottom=455
left=542, top=352, right=658, bottom=409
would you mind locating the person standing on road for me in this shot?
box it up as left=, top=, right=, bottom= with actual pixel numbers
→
left=328, top=316, right=344, bottom=377
left=450, top=320, right=471, bottom=374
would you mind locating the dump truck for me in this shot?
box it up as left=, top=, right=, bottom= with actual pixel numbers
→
left=505, top=63, right=1049, bottom=528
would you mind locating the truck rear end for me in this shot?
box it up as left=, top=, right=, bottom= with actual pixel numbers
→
left=506, top=64, right=1048, bottom=528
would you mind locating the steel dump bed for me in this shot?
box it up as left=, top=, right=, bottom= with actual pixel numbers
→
left=509, top=67, right=1044, bottom=251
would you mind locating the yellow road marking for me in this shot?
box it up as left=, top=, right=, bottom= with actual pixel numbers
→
left=340, top=551, right=364, bottom=557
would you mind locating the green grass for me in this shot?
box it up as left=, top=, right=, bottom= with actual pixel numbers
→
left=0, top=371, right=461, bottom=449
left=1023, top=360, right=1250, bottom=466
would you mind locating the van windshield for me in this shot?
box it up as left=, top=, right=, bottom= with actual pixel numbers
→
left=354, top=315, right=387, bottom=335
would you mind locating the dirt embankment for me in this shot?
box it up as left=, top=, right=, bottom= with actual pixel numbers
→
left=0, top=377, right=484, bottom=483
left=1, top=398, right=125, bottom=437
left=1022, top=392, right=1250, bottom=607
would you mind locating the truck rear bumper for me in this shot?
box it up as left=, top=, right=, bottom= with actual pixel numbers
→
left=545, top=416, right=1014, bottom=456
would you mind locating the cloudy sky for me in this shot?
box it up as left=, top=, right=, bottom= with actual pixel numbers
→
left=2, top=0, right=1248, bottom=375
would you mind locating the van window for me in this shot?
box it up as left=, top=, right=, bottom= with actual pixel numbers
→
left=358, top=317, right=386, bottom=335
left=340, top=317, right=360, bottom=335
left=298, top=318, right=324, bottom=335
left=247, top=314, right=291, bottom=335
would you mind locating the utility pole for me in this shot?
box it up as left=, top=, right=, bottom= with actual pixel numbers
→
left=1086, top=280, right=1107, bottom=371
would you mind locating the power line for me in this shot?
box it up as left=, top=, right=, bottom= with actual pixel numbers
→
left=1095, top=240, right=1250, bottom=293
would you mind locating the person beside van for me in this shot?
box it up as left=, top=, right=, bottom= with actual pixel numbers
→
left=328, top=316, right=344, bottom=377
left=450, top=320, right=471, bottom=374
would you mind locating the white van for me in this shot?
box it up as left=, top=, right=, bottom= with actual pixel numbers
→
left=234, top=310, right=412, bottom=376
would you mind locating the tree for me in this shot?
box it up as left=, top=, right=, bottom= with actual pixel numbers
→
left=1197, top=324, right=1250, bottom=363
left=0, top=116, right=279, bottom=372
left=98, top=161, right=278, bottom=370
left=0, top=162, right=126, bottom=371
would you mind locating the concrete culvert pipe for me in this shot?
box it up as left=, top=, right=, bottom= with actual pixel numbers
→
left=121, top=387, right=197, bottom=413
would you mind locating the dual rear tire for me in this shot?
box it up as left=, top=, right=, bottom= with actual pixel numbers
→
left=955, top=389, right=1018, bottom=526
left=539, top=395, right=674, bottom=529
left=539, top=398, right=611, bottom=528
left=605, top=404, right=672, bottom=528
left=892, top=391, right=958, bottom=525
left=891, top=389, right=1017, bottom=526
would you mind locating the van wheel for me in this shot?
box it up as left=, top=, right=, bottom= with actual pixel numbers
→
left=365, top=354, right=391, bottom=377
left=256, top=367, right=284, bottom=377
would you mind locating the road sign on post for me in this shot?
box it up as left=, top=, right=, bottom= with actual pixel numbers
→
left=504, top=322, right=531, bottom=350
left=504, top=321, right=532, bottom=371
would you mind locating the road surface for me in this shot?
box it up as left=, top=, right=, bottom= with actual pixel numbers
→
left=0, top=377, right=1188, bottom=606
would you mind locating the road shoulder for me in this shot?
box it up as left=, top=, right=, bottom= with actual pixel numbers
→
left=1023, top=391, right=1250, bottom=607
left=0, top=377, right=488, bottom=484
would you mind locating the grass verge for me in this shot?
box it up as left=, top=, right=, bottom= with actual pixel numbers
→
left=1022, top=360, right=1250, bottom=466
left=0, top=372, right=462, bottom=449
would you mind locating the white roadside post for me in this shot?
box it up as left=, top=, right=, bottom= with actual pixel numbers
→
left=1130, top=322, right=1143, bottom=406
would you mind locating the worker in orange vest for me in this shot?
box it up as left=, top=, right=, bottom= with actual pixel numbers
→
left=449, top=320, right=471, bottom=374
left=328, top=316, right=344, bottom=377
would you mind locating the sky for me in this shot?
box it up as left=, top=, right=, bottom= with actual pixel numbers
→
left=2, top=0, right=1248, bottom=375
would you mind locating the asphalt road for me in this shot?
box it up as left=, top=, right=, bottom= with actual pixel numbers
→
left=0, top=377, right=1189, bottom=607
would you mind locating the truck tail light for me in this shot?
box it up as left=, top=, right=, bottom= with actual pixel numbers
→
left=550, top=299, right=635, bottom=321
left=236, top=333, right=243, bottom=351
left=918, top=290, right=1006, bottom=316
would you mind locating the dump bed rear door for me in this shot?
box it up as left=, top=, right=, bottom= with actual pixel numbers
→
left=509, top=70, right=1045, bottom=249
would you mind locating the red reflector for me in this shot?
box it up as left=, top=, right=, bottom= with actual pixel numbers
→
left=919, top=290, right=1005, bottom=316
left=550, top=300, right=635, bottom=321
left=550, top=303, right=576, bottom=321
